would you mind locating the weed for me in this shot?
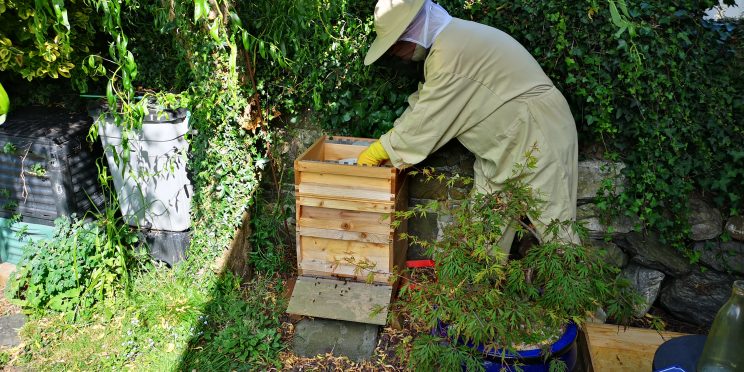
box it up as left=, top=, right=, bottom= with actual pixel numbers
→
left=249, top=188, right=293, bottom=276
left=2, top=143, right=16, bottom=155
left=7, top=215, right=142, bottom=315
left=26, top=163, right=47, bottom=177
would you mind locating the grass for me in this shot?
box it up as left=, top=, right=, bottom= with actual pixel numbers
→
left=13, top=264, right=287, bottom=371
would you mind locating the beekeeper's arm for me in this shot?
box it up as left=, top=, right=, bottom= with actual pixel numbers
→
left=378, top=72, right=495, bottom=168
left=356, top=82, right=422, bottom=166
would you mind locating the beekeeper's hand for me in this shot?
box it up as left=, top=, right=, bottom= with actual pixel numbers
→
left=357, top=140, right=389, bottom=166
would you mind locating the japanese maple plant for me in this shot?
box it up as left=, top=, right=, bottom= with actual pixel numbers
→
left=393, top=149, right=643, bottom=370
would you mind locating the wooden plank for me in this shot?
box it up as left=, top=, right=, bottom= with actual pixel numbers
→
left=213, top=210, right=252, bottom=280
left=298, top=183, right=394, bottom=201
left=323, top=142, right=366, bottom=161
left=299, top=236, right=391, bottom=273
left=298, top=206, right=392, bottom=235
left=299, top=226, right=391, bottom=244
left=583, top=323, right=690, bottom=372
left=296, top=161, right=394, bottom=179
left=286, top=276, right=392, bottom=325
left=298, top=260, right=390, bottom=284
left=577, top=328, right=595, bottom=372
left=295, top=135, right=326, bottom=163
left=326, top=135, right=377, bottom=144
left=300, top=172, right=391, bottom=191
left=297, top=196, right=394, bottom=213
left=391, top=176, right=409, bottom=279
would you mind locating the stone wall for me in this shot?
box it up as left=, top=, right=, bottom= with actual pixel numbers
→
left=281, top=133, right=743, bottom=327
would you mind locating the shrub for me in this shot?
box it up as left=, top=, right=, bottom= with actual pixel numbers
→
left=394, top=156, right=642, bottom=370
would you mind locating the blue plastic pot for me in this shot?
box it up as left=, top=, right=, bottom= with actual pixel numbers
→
left=433, top=321, right=578, bottom=372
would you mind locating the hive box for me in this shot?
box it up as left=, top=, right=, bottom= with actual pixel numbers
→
left=287, top=136, right=408, bottom=325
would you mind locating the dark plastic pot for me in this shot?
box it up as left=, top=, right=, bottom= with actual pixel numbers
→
left=433, top=320, right=578, bottom=372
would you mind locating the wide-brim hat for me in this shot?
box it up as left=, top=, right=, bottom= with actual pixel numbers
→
left=364, top=0, right=426, bottom=65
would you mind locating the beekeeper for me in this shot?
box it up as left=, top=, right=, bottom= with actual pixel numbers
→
left=357, top=0, right=580, bottom=251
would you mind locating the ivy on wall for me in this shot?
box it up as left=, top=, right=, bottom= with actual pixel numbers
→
left=244, top=0, right=743, bottom=250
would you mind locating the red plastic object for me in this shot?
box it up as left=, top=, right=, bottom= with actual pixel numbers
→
left=406, top=259, right=435, bottom=268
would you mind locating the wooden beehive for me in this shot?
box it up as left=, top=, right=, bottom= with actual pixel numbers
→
left=293, top=135, right=408, bottom=285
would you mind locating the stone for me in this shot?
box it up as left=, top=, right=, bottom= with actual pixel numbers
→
left=409, top=141, right=474, bottom=201
left=588, top=307, right=608, bottom=324
left=417, top=140, right=475, bottom=177
left=409, top=178, right=449, bottom=201
left=694, top=240, right=744, bottom=276
left=619, top=232, right=692, bottom=277
left=576, top=203, right=636, bottom=239
left=725, top=215, right=744, bottom=241
left=659, top=269, right=735, bottom=326
left=0, top=314, right=26, bottom=347
left=576, top=160, right=626, bottom=201
left=687, top=197, right=722, bottom=241
left=291, top=318, right=379, bottom=362
left=621, top=264, right=665, bottom=317
left=406, top=206, right=438, bottom=260
left=588, top=239, right=628, bottom=268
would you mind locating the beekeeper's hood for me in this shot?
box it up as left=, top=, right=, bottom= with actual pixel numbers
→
left=364, top=0, right=452, bottom=65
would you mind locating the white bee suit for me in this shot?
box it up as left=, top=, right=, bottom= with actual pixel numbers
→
left=379, top=18, right=580, bottom=251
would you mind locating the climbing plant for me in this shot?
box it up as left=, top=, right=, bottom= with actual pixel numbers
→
left=242, top=0, right=743, bottom=252
left=435, top=0, right=742, bottom=252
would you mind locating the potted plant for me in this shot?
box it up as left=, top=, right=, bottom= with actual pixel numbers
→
left=393, top=153, right=642, bottom=371
left=88, top=96, right=193, bottom=232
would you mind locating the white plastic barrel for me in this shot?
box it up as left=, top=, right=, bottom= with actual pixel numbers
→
left=94, top=108, right=192, bottom=231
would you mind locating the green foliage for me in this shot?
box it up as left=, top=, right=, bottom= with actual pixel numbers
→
left=16, top=268, right=285, bottom=370
left=249, top=188, right=293, bottom=276
left=395, top=157, right=642, bottom=369
left=435, top=0, right=743, bottom=247
left=0, top=0, right=95, bottom=83
left=2, top=142, right=15, bottom=154
left=7, top=214, right=141, bottom=315
left=237, top=0, right=418, bottom=137
left=179, top=273, right=285, bottom=370
left=26, top=163, right=46, bottom=177
left=245, top=0, right=743, bottom=249
left=0, top=351, right=8, bottom=368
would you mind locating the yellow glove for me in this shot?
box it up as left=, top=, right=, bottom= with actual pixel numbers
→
left=357, top=140, right=389, bottom=166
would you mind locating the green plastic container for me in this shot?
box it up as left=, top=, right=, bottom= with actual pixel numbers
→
left=0, top=217, right=54, bottom=264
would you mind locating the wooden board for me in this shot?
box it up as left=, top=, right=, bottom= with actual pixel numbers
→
left=297, top=196, right=394, bottom=213
left=298, top=260, right=390, bottom=283
left=298, top=226, right=390, bottom=244
left=297, top=183, right=394, bottom=202
left=295, top=161, right=395, bottom=179
left=298, top=206, right=392, bottom=235
left=300, top=172, right=391, bottom=191
left=323, top=142, right=366, bottom=161
left=299, top=236, right=390, bottom=271
left=286, top=276, right=392, bottom=325
left=583, top=323, right=691, bottom=372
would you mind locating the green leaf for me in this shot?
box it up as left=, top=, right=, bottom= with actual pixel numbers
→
left=193, top=0, right=205, bottom=22
left=209, top=18, right=220, bottom=42
left=106, top=80, right=115, bottom=108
